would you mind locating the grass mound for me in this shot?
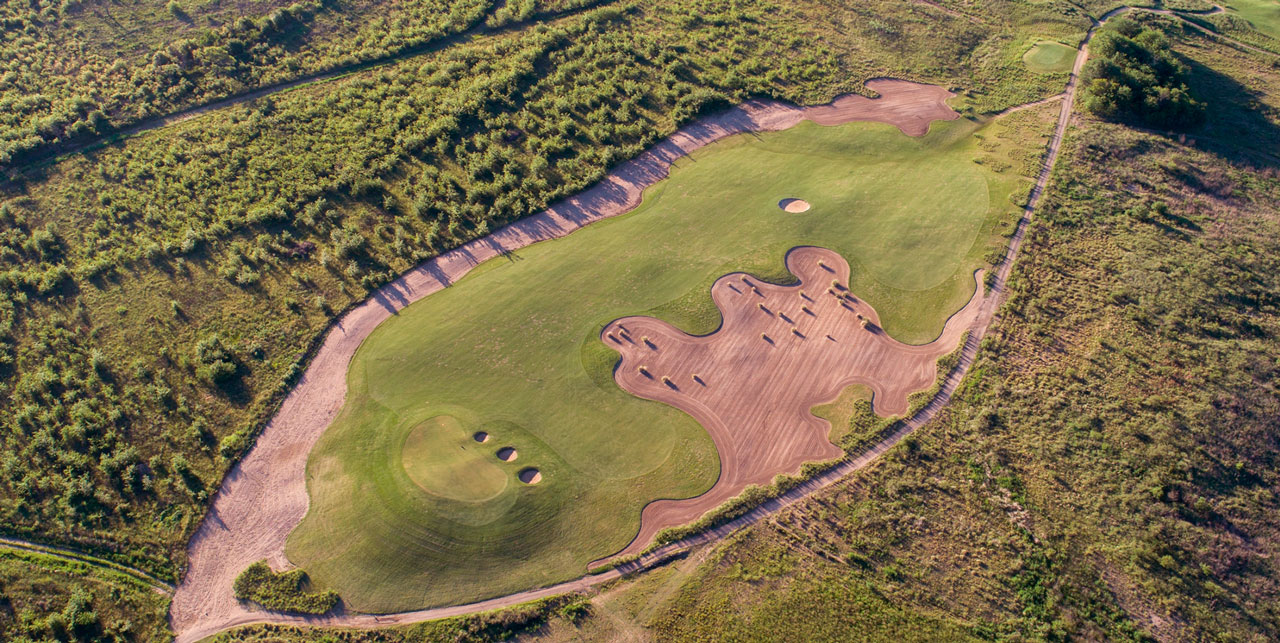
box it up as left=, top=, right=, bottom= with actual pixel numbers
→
left=233, top=561, right=339, bottom=614
left=287, top=114, right=1039, bottom=612
left=1022, top=40, right=1076, bottom=73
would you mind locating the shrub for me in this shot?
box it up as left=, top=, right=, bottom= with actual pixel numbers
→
left=232, top=561, right=339, bottom=614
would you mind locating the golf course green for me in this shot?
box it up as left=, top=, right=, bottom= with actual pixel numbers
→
left=286, top=115, right=1032, bottom=612
left=1023, top=40, right=1077, bottom=74
left=1228, top=0, right=1280, bottom=40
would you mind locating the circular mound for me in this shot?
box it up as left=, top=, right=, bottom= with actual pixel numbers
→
left=496, top=447, right=518, bottom=462
left=1023, top=41, right=1076, bottom=74
left=473, top=431, right=489, bottom=443
left=401, top=417, right=508, bottom=502
left=518, top=468, right=543, bottom=485
left=778, top=198, right=811, bottom=213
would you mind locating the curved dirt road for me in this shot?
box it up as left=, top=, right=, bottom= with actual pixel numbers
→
left=170, top=79, right=959, bottom=643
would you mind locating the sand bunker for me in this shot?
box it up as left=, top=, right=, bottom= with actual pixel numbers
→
left=495, top=447, right=518, bottom=462
left=779, top=198, right=811, bottom=213
left=598, top=246, right=983, bottom=563
left=518, top=468, right=542, bottom=485
left=473, top=431, right=489, bottom=443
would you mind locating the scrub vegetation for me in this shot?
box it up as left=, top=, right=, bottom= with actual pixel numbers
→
left=232, top=560, right=339, bottom=614
left=0, top=548, right=170, bottom=643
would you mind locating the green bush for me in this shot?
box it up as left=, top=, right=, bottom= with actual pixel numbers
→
left=232, top=560, right=339, bottom=614
left=1079, top=19, right=1205, bottom=129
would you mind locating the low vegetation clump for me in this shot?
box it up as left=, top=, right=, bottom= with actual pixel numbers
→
left=1080, top=18, right=1206, bottom=128
left=232, top=560, right=339, bottom=614
left=212, top=595, right=578, bottom=642
left=0, top=549, right=169, bottom=643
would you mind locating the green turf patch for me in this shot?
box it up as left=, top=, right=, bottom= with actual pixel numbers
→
left=1226, top=0, right=1280, bottom=40
left=1022, top=40, right=1077, bottom=74
left=401, top=416, right=510, bottom=503
left=287, top=115, right=1035, bottom=612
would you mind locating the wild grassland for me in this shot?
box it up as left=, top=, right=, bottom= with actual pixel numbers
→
left=287, top=112, right=1043, bottom=612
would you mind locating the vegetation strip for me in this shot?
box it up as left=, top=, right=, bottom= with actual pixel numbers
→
left=1, top=0, right=620, bottom=177
left=0, top=536, right=174, bottom=593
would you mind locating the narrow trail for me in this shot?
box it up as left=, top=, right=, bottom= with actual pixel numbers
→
left=0, top=536, right=175, bottom=594
left=169, top=4, right=1263, bottom=641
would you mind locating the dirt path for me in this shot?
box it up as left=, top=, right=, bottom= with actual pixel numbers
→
left=0, top=536, right=174, bottom=593
left=169, top=78, right=959, bottom=643
left=595, top=248, right=983, bottom=564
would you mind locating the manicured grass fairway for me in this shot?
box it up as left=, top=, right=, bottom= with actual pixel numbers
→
left=1228, top=0, right=1280, bottom=40
left=288, top=117, right=1025, bottom=612
left=1023, top=40, right=1077, bottom=73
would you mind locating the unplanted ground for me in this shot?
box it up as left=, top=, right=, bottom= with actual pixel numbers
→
left=286, top=115, right=1035, bottom=613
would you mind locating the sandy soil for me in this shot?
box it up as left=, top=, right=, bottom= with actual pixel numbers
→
left=169, top=78, right=959, bottom=643
left=595, top=247, right=982, bottom=563
left=779, top=198, right=811, bottom=213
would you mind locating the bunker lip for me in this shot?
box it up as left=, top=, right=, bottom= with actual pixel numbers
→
left=170, top=78, right=962, bottom=642
left=779, top=198, right=811, bottom=213
left=591, top=246, right=984, bottom=567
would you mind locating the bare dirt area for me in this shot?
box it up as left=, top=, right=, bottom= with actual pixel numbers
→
left=596, top=247, right=982, bottom=563
left=169, top=79, right=959, bottom=643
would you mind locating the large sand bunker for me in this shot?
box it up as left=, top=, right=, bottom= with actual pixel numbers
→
left=597, top=246, right=983, bottom=563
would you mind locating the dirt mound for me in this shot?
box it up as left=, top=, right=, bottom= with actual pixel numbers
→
left=778, top=198, right=811, bottom=213
left=518, top=468, right=542, bottom=485
left=495, top=447, right=518, bottom=462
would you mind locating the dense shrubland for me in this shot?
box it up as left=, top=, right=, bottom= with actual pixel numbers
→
left=0, top=0, right=519, bottom=169
left=233, top=560, right=339, bottom=614
left=1080, top=18, right=1206, bottom=128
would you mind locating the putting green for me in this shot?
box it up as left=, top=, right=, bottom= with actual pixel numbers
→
left=1227, top=0, right=1280, bottom=40
left=401, top=416, right=510, bottom=502
left=1023, top=40, right=1077, bottom=74
left=287, top=116, right=1032, bottom=612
